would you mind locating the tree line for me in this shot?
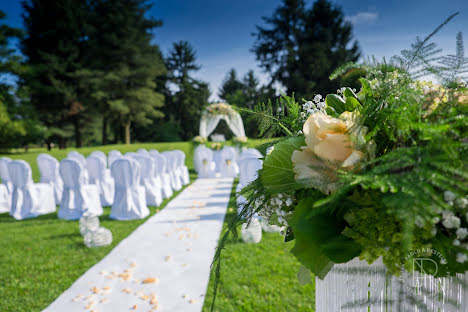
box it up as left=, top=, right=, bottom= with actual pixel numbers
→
left=0, top=0, right=360, bottom=149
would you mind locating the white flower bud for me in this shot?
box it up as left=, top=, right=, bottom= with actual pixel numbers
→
left=454, top=239, right=461, bottom=246
left=442, top=215, right=461, bottom=229
left=285, top=198, right=293, bottom=207
left=457, top=228, right=468, bottom=240
left=455, top=198, right=468, bottom=209
left=456, top=253, right=468, bottom=263
left=444, top=191, right=456, bottom=202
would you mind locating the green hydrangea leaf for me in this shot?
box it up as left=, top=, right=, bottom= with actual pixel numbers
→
left=343, top=87, right=358, bottom=99
left=260, top=136, right=305, bottom=194
left=325, top=94, right=346, bottom=115
left=290, top=197, right=362, bottom=279
left=345, top=96, right=361, bottom=111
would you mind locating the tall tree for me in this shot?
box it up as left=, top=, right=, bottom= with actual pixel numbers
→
left=252, top=0, right=360, bottom=98
left=21, top=0, right=90, bottom=148
left=83, top=0, right=166, bottom=145
left=218, top=69, right=243, bottom=101
left=165, top=41, right=209, bottom=141
left=218, top=69, right=276, bottom=137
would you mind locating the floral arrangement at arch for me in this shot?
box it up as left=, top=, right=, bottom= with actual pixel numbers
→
left=205, top=102, right=236, bottom=116
left=211, top=16, right=468, bottom=293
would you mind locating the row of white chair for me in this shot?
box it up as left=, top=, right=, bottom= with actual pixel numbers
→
left=193, top=146, right=262, bottom=179
left=0, top=148, right=190, bottom=220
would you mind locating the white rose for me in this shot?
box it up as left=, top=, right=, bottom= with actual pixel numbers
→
left=291, top=112, right=370, bottom=194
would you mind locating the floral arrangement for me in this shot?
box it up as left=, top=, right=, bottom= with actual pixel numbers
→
left=205, top=103, right=235, bottom=116
left=192, top=136, right=208, bottom=144
left=232, top=136, right=248, bottom=147
left=211, top=17, right=468, bottom=292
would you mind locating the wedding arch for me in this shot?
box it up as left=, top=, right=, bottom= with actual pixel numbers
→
left=199, top=103, right=246, bottom=139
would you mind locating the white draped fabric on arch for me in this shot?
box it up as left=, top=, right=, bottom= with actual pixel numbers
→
left=199, top=103, right=246, bottom=139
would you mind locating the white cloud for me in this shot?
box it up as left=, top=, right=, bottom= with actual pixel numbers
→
left=346, top=12, right=378, bottom=25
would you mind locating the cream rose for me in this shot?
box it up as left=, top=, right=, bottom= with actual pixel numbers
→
left=291, top=112, right=370, bottom=194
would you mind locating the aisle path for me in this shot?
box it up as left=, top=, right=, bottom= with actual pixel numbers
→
left=44, top=178, right=234, bottom=312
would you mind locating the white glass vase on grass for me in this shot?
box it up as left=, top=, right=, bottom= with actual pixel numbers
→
left=79, top=214, right=112, bottom=248
left=241, top=217, right=262, bottom=243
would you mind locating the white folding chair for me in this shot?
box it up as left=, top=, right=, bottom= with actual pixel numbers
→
left=237, top=157, right=263, bottom=209
left=87, top=156, right=115, bottom=206
left=58, top=158, right=103, bottom=220
left=110, top=158, right=149, bottom=220
left=132, top=154, right=163, bottom=207
left=37, top=153, right=63, bottom=204
left=8, top=160, right=55, bottom=220
left=161, top=151, right=182, bottom=191
left=0, top=157, right=13, bottom=193
left=108, top=150, right=122, bottom=167
left=219, top=146, right=239, bottom=178
left=194, top=147, right=216, bottom=178
left=67, top=151, right=88, bottom=183
left=151, top=153, right=173, bottom=199
left=137, top=148, right=150, bottom=156
left=90, top=151, right=108, bottom=167
left=174, top=150, right=190, bottom=185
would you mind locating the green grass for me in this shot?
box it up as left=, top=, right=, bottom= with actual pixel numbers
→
left=202, top=181, right=315, bottom=312
left=0, top=140, right=315, bottom=311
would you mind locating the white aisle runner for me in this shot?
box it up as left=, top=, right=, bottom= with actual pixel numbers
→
left=45, top=178, right=233, bottom=312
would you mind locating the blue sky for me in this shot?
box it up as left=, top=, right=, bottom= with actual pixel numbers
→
left=1, top=0, right=468, bottom=100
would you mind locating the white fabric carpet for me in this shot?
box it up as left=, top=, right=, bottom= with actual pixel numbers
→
left=44, top=178, right=233, bottom=312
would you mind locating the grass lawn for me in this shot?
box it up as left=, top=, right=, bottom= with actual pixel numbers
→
left=0, top=140, right=314, bottom=311
left=202, top=181, right=315, bottom=312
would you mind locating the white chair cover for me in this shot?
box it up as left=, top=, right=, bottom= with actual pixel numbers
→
left=239, top=148, right=263, bottom=161
left=151, top=153, right=173, bottom=199
left=0, top=157, right=13, bottom=193
left=219, top=147, right=239, bottom=178
left=174, top=150, right=190, bottom=185
left=0, top=184, right=9, bottom=213
left=108, top=150, right=122, bottom=167
left=87, top=156, right=115, bottom=206
left=8, top=160, right=55, bottom=220
left=212, top=150, right=223, bottom=173
left=237, top=158, right=263, bottom=210
left=37, top=153, right=63, bottom=204
left=67, top=151, right=89, bottom=183
left=195, top=148, right=216, bottom=178
left=90, top=151, right=107, bottom=167
left=149, top=149, right=159, bottom=156
left=110, top=158, right=149, bottom=220
left=132, top=155, right=163, bottom=207
left=161, top=151, right=182, bottom=191
left=137, top=148, right=150, bottom=156
left=58, top=158, right=103, bottom=220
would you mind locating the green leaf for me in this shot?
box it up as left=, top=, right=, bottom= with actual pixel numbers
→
left=343, top=87, right=358, bottom=99
left=345, top=96, right=361, bottom=111
left=260, top=136, right=305, bottom=194
left=325, top=94, right=346, bottom=115
left=297, top=265, right=312, bottom=285
left=289, top=198, right=362, bottom=279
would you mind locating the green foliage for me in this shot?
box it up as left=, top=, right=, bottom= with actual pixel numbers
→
left=163, top=41, right=210, bottom=141
left=261, top=136, right=305, bottom=193
left=218, top=69, right=276, bottom=137
left=237, top=93, right=303, bottom=138
left=252, top=0, right=360, bottom=98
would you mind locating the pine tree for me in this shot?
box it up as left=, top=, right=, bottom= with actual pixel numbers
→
left=252, top=0, right=360, bottom=98
left=165, top=41, right=209, bottom=140
left=83, top=0, right=166, bottom=145
left=218, top=69, right=244, bottom=101
left=21, top=0, right=90, bottom=148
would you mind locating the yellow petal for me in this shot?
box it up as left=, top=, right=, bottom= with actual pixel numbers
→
left=313, top=133, right=353, bottom=162
left=342, top=150, right=364, bottom=168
